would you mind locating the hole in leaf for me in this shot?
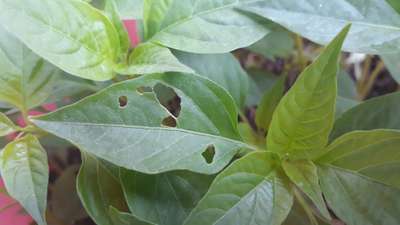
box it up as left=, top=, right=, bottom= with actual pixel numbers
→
left=136, top=86, right=153, bottom=95
left=161, top=116, right=177, bottom=127
left=202, top=145, right=215, bottom=164
left=154, top=83, right=181, bottom=117
left=118, top=96, right=128, bottom=108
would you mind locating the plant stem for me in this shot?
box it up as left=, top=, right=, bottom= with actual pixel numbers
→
left=294, top=188, right=319, bottom=225
left=295, top=34, right=307, bottom=71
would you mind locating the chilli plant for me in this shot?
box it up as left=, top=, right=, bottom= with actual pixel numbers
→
left=0, top=0, right=400, bottom=225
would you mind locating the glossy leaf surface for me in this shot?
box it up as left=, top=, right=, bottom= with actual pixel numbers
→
left=184, top=151, right=293, bottom=225
left=33, top=73, right=252, bottom=174
left=0, top=135, right=48, bottom=225
left=143, top=0, right=269, bottom=53
left=0, top=0, right=119, bottom=81
left=266, top=25, right=350, bottom=159
left=243, top=0, right=400, bottom=54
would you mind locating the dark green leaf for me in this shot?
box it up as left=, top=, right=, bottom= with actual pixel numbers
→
left=33, top=73, right=253, bottom=174
left=246, top=70, right=279, bottom=106
left=319, top=165, right=400, bottom=225
left=266, top=25, right=350, bottom=159
left=77, top=153, right=128, bottom=225
left=184, top=151, right=293, bottom=225
left=0, top=134, right=48, bottom=225
left=255, top=75, right=286, bottom=131
left=0, top=0, right=120, bottom=81
left=174, top=51, right=249, bottom=109
left=143, top=0, right=269, bottom=53
left=335, top=96, right=358, bottom=119
left=109, top=207, right=153, bottom=225
left=248, top=29, right=295, bottom=59
left=331, top=92, right=400, bottom=140
left=121, top=169, right=213, bottom=225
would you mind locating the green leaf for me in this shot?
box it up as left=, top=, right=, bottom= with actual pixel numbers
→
left=184, top=151, right=293, bottom=225
left=0, top=0, right=120, bottom=81
left=255, top=75, right=286, bottom=131
left=104, top=0, right=131, bottom=60
left=319, top=165, right=400, bottom=225
left=248, top=29, right=295, bottom=60
left=77, top=153, right=128, bottom=225
left=238, top=122, right=265, bottom=149
left=266, top=25, right=350, bottom=159
left=335, top=96, right=358, bottom=120
left=283, top=198, right=330, bottom=225
left=0, top=134, right=48, bottom=225
left=115, top=42, right=194, bottom=75
left=387, top=0, right=400, bottom=13
left=174, top=51, right=249, bottom=109
left=109, top=207, right=153, bottom=225
left=0, top=25, right=59, bottom=111
left=121, top=169, right=213, bottom=225
left=319, top=129, right=400, bottom=172
left=143, top=0, right=269, bottom=53
left=33, top=73, right=253, bottom=174
left=360, top=163, right=400, bottom=189
left=0, top=112, right=17, bottom=136
left=113, top=0, right=144, bottom=20
left=381, top=54, right=400, bottom=83
left=337, top=70, right=357, bottom=100
left=331, top=92, right=400, bottom=140
left=243, top=0, right=400, bottom=54
left=246, top=70, right=279, bottom=106
left=282, top=160, right=330, bottom=220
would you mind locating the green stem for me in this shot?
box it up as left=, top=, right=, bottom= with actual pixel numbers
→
left=295, top=34, right=307, bottom=71
left=294, top=188, right=319, bottom=225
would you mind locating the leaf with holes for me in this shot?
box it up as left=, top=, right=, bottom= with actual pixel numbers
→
left=77, top=153, right=128, bottom=225
left=184, top=151, right=293, bottom=225
left=120, top=169, right=213, bottom=225
left=266, top=25, right=350, bottom=159
left=0, top=25, right=59, bottom=111
left=115, top=42, right=194, bottom=75
left=0, top=0, right=119, bottom=81
left=243, top=0, right=400, bottom=54
left=0, top=134, right=49, bottom=225
left=143, top=0, right=269, bottom=53
left=32, top=73, right=254, bottom=174
left=174, top=51, right=249, bottom=109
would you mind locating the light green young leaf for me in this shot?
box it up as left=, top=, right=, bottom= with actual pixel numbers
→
left=109, top=207, right=153, bottom=225
left=243, top=0, right=400, bottom=54
left=174, top=51, right=249, bottom=109
left=0, top=0, right=120, bottom=81
left=184, top=151, right=293, bottom=225
left=143, top=0, right=269, bottom=53
left=105, top=0, right=130, bottom=60
left=331, top=92, right=400, bottom=140
left=0, top=25, right=59, bottom=111
left=115, top=42, right=193, bottom=75
left=33, top=73, right=253, bottom=174
left=319, top=165, right=400, bottom=225
left=266, top=25, right=350, bottom=159
left=0, top=112, right=17, bottom=136
left=282, top=160, right=330, bottom=220
left=319, top=129, right=400, bottom=173
left=238, top=122, right=265, bottom=149
left=255, top=75, right=286, bottom=131
left=0, top=135, right=48, bottom=225
left=77, top=153, right=128, bottom=225
left=120, top=169, right=213, bottom=225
